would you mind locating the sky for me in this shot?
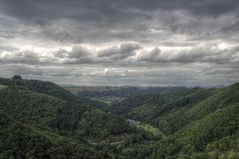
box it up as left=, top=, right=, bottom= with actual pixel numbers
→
left=0, top=0, right=239, bottom=86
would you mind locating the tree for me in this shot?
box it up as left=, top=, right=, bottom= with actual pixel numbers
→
left=12, top=75, right=22, bottom=80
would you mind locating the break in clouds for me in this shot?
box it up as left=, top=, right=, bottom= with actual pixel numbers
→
left=0, top=0, right=239, bottom=86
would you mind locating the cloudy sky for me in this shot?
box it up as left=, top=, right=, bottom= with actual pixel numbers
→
left=0, top=0, right=239, bottom=86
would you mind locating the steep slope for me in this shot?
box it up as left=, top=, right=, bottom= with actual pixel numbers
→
left=2, top=76, right=239, bottom=159
left=109, top=88, right=217, bottom=134
left=176, top=103, right=239, bottom=150
left=108, top=88, right=197, bottom=117
left=0, top=87, right=136, bottom=141
left=168, top=83, right=239, bottom=158
left=183, top=82, right=239, bottom=124
left=104, top=82, right=239, bottom=158
left=0, top=78, right=158, bottom=159
left=139, top=83, right=239, bottom=159
left=0, top=113, right=106, bottom=159
left=0, top=77, right=115, bottom=111
left=0, top=77, right=76, bottom=102
left=154, top=102, right=239, bottom=159
left=159, top=82, right=239, bottom=134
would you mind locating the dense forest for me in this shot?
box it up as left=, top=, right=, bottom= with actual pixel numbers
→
left=1, top=76, right=239, bottom=159
left=65, top=86, right=190, bottom=98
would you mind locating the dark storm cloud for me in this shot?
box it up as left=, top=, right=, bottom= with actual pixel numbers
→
left=1, top=0, right=239, bottom=22
left=1, top=0, right=239, bottom=38
left=1, top=0, right=239, bottom=45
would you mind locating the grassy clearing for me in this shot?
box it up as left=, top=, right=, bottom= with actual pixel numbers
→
left=0, top=85, right=7, bottom=90
left=128, top=119, right=166, bottom=138
left=138, top=123, right=166, bottom=138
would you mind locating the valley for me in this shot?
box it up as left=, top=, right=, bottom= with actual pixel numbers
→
left=1, top=77, right=239, bottom=159
left=1, top=0, right=238, bottom=158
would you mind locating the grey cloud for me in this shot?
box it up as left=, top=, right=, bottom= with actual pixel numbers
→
left=1, top=43, right=238, bottom=66
left=40, top=25, right=80, bottom=43
left=205, top=69, right=239, bottom=76
left=12, top=65, right=44, bottom=76
left=1, top=0, right=239, bottom=23
left=114, top=0, right=239, bottom=16
left=0, top=0, right=239, bottom=86
left=51, top=46, right=95, bottom=64
left=1, top=0, right=239, bottom=45
left=69, top=46, right=92, bottom=58
left=137, top=45, right=238, bottom=64
left=98, top=43, right=142, bottom=60
left=0, top=50, right=40, bottom=64
left=57, top=43, right=142, bottom=64
left=54, top=49, right=69, bottom=58
left=137, top=47, right=161, bottom=62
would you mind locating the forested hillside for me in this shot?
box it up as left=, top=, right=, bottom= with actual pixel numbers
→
left=72, top=86, right=190, bottom=98
left=1, top=76, right=239, bottom=159
left=109, top=88, right=218, bottom=134
left=0, top=113, right=105, bottom=159
left=0, top=77, right=76, bottom=101
left=105, top=82, right=239, bottom=158
left=0, top=77, right=157, bottom=159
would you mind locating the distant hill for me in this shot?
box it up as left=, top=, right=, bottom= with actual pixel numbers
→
left=63, top=85, right=190, bottom=97
left=0, top=77, right=76, bottom=101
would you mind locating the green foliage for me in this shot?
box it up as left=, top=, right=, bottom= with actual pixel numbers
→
left=78, top=110, right=133, bottom=139
left=0, top=89, right=68, bottom=128
left=0, top=84, right=7, bottom=90
left=137, top=123, right=165, bottom=138
left=76, top=86, right=190, bottom=98
left=0, top=114, right=108, bottom=159
left=12, top=75, right=22, bottom=80
left=110, top=88, right=217, bottom=134
left=104, top=82, right=239, bottom=158
left=176, top=103, right=239, bottom=150
left=1, top=76, right=239, bottom=159
left=0, top=77, right=154, bottom=158
left=128, top=119, right=165, bottom=138
left=0, top=77, right=76, bottom=101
